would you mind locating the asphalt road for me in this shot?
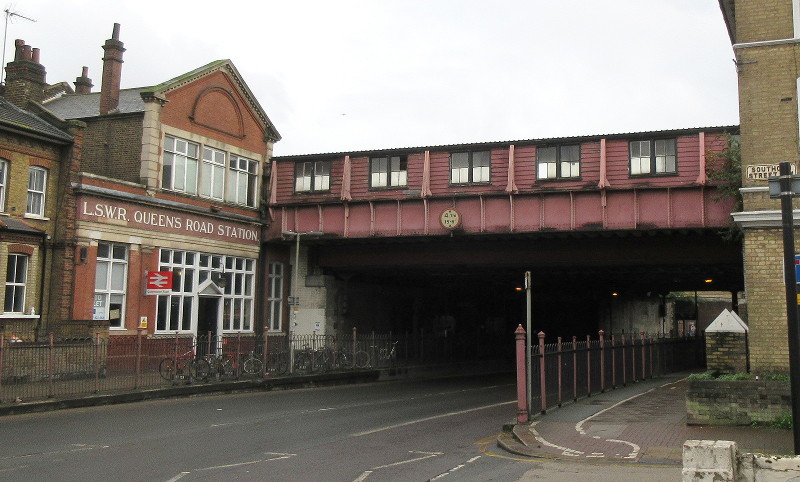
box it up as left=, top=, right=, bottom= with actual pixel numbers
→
left=0, top=373, right=542, bottom=481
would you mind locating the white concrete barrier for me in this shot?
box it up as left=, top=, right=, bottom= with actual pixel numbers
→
left=683, top=440, right=800, bottom=481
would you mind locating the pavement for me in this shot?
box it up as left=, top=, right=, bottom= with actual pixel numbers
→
left=498, top=372, right=793, bottom=480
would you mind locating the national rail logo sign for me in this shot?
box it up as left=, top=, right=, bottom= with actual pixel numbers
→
left=145, top=271, right=173, bottom=295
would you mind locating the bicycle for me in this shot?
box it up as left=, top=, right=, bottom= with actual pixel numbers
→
left=159, top=348, right=210, bottom=382
left=203, top=352, right=238, bottom=381
left=241, top=350, right=289, bottom=376
left=365, top=340, right=398, bottom=368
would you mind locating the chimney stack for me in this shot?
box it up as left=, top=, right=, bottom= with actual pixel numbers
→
left=99, top=23, right=125, bottom=115
left=74, top=66, right=93, bottom=94
left=3, top=39, right=47, bottom=107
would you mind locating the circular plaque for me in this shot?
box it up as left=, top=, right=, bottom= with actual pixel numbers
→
left=440, top=208, right=461, bottom=230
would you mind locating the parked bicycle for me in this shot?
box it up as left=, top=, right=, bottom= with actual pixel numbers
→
left=365, top=340, right=398, bottom=368
left=241, top=349, right=289, bottom=376
left=201, top=352, right=237, bottom=381
left=158, top=348, right=210, bottom=382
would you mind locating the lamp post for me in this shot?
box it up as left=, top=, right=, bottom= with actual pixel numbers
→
left=282, top=230, right=323, bottom=373
left=768, top=161, right=800, bottom=454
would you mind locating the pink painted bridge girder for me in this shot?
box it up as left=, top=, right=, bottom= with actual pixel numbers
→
left=269, top=186, right=735, bottom=241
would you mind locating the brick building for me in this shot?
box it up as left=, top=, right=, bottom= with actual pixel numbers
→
left=0, top=41, right=84, bottom=340
left=37, top=24, right=280, bottom=341
left=720, top=0, right=800, bottom=373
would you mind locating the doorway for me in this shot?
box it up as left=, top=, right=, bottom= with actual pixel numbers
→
left=197, top=296, right=220, bottom=355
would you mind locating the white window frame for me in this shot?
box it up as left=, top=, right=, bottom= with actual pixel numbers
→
left=629, top=139, right=676, bottom=176
left=94, top=242, right=128, bottom=329
left=26, top=166, right=46, bottom=217
left=295, top=160, right=331, bottom=192
left=267, top=262, right=284, bottom=332
left=370, top=156, right=408, bottom=188
left=162, top=135, right=199, bottom=195
left=155, top=249, right=256, bottom=334
left=226, top=155, right=258, bottom=207
left=0, top=159, right=7, bottom=212
left=537, top=145, right=580, bottom=180
left=450, top=151, right=490, bottom=184
left=5, top=254, right=27, bottom=313
left=200, top=146, right=226, bottom=200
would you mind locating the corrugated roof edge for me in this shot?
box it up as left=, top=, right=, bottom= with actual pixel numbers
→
left=272, top=125, right=741, bottom=160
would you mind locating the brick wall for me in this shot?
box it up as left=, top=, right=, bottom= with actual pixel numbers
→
left=734, top=0, right=800, bottom=375
left=686, top=379, right=790, bottom=425
left=741, top=227, right=794, bottom=372
left=705, top=332, right=748, bottom=373
left=82, top=115, right=143, bottom=183
left=735, top=0, right=793, bottom=43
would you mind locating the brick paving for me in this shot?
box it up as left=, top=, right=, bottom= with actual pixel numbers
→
left=506, top=375, right=792, bottom=465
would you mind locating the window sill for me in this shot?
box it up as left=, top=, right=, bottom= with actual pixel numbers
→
left=448, top=182, right=491, bottom=187
left=368, top=185, right=408, bottom=191
left=629, top=172, right=678, bottom=178
left=536, top=177, right=582, bottom=182
left=0, top=313, right=39, bottom=319
left=23, top=214, right=49, bottom=221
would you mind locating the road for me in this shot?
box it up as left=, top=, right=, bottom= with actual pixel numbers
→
left=0, top=373, right=544, bottom=481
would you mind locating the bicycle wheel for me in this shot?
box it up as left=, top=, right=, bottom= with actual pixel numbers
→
left=243, top=356, right=263, bottom=376
left=159, top=357, right=176, bottom=381
left=338, top=351, right=354, bottom=370
left=354, top=351, right=370, bottom=369
left=313, top=350, right=330, bottom=373
left=295, top=352, right=313, bottom=374
left=190, top=358, right=211, bottom=381
left=268, top=353, right=288, bottom=376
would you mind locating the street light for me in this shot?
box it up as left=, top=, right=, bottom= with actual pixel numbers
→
left=282, top=230, right=323, bottom=373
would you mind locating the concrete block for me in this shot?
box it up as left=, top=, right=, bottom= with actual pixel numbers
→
left=682, top=440, right=737, bottom=481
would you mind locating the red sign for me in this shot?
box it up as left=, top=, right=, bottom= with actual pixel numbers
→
left=146, top=271, right=173, bottom=295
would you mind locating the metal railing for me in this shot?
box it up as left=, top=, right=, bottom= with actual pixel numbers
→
left=0, top=328, right=411, bottom=403
left=517, top=328, right=704, bottom=420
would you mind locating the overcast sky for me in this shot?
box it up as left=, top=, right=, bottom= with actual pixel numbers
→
left=9, top=1, right=738, bottom=156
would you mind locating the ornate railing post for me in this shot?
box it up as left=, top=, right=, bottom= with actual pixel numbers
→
left=586, top=334, right=591, bottom=396
left=557, top=336, right=563, bottom=407
left=538, top=331, right=547, bottom=414
left=641, top=331, right=646, bottom=380
left=515, top=325, right=528, bottom=423
left=611, top=333, right=616, bottom=389
left=572, top=335, right=577, bottom=401
left=135, top=328, right=143, bottom=389
left=599, top=330, right=605, bottom=393
left=622, top=332, right=627, bottom=386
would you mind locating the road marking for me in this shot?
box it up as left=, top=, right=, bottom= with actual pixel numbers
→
left=353, top=470, right=373, bottom=481
left=0, top=443, right=107, bottom=461
left=430, top=454, right=482, bottom=480
left=350, top=400, right=515, bottom=437
left=168, top=452, right=296, bottom=480
left=353, top=451, right=443, bottom=481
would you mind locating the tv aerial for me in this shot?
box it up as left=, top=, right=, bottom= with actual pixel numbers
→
left=1, top=6, right=36, bottom=84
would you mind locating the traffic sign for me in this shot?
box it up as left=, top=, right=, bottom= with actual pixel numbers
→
left=145, top=271, right=173, bottom=295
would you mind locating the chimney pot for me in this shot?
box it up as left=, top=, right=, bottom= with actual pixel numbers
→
left=22, top=45, right=31, bottom=61
left=31, top=48, right=40, bottom=64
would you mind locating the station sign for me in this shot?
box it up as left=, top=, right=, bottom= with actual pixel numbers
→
left=145, top=271, right=174, bottom=295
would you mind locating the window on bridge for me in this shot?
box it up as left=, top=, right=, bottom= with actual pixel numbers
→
left=450, top=150, right=490, bottom=184
left=294, top=160, right=331, bottom=192
left=629, top=139, right=676, bottom=176
left=537, top=145, right=581, bottom=180
left=370, top=155, right=408, bottom=188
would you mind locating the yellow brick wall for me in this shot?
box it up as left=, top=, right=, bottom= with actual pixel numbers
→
left=735, top=0, right=793, bottom=43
